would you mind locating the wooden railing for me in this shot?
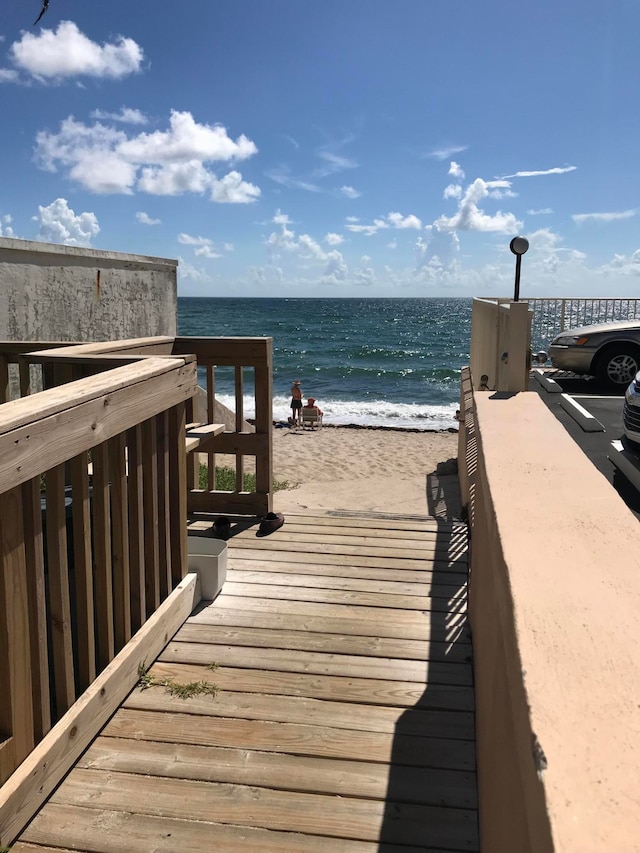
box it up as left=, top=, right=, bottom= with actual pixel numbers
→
left=1, top=335, right=274, bottom=518
left=0, top=355, right=196, bottom=787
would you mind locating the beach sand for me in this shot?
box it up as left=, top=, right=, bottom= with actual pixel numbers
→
left=268, top=424, right=462, bottom=519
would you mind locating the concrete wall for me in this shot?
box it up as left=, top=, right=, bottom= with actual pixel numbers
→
left=0, top=237, right=177, bottom=341
left=461, top=387, right=640, bottom=851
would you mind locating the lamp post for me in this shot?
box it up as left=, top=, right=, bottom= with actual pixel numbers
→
left=509, top=236, right=529, bottom=302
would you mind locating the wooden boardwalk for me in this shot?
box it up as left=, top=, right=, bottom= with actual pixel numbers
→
left=14, top=512, right=477, bottom=852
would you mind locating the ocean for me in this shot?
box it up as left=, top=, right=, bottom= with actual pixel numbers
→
left=177, top=297, right=472, bottom=430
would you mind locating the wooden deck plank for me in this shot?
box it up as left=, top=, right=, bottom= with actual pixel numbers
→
left=18, top=803, right=441, bottom=853
left=48, top=768, right=479, bottom=849
left=227, top=556, right=468, bottom=583
left=226, top=567, right=466, bottom=595
left=228, top=534, right=464, bottom=561
left=119, top=693, right=476, bottom=746
left=223, top=546, right=467, bottom=571
left=174, top=622, right=473, bottom=664
left=188, top=603, right=470, bottom=643
left=159, top=640, right=473, bottom=685
left=221, top=579, right=466, bottom=612
left=147, top=660, right=473, bottom=711
left=79, top=737, right=477, bottom=809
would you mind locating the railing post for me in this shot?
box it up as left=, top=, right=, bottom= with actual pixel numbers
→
left=168, top=401, right=188, bottom=586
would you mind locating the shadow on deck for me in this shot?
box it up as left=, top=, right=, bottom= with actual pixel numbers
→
left=15, top=511, right=477, bottom=852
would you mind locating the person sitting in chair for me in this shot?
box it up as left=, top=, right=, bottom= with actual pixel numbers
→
left=303, top=396, right=323, bottom=416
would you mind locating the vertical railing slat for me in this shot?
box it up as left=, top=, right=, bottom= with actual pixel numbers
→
left=69, top=452, right=95, bottom=693
left=126, top=426, right=146, bottom=633
left=0, top=486, right=35, bottom=783
left=235, top=365, right=244, bottom=492
left=156, top=411, right=172, bottom=600
left=109, top=434, right=131, bottom=650
left=21, top=477, right=52, bottom=739
left=168, top=401, right=188, bottom=587
left=45, top=464, right=76, bottom=715
left=92, top=443, right=114, bottom=672
left=142, top=417, right=160, bottom=617
left=206, top=363, right=216, bottom=490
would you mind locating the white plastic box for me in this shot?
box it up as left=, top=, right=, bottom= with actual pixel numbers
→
left=186, top=536, right=228, bottom=600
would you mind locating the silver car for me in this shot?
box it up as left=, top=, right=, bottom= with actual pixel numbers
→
left=623, top=375, right=640, bottom=445
left=549, top=319, right=640, bottom=388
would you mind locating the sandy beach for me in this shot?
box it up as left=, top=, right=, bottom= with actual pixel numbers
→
left=269, top=424, right=461, bottom=519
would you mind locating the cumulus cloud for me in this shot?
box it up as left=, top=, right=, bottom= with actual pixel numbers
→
left=443, top=184, right=462, bottom=200
left=423, top=144, right=468, bottom=160
left=572, top=209, right=636, bottom=224
left=340, top=185, right=361, bottom=199
left=0, top=68, right=19, bottom=83
left=178, top=232, right=222, bottom=258
left=136, top=211, right=160, bottom=225
left=35, top=110, right=260, bottom=201
left=502, top=165, right=577, bottom=178
left=322, top=250, right=348, bottom=284
left=273, top=209, right=292, bottom=225
left=435, top=178, right=522, bottom=233
left=448, top=161, right=465, bottom=180
left=178, top=257, right=212, bottom=283
left=345, top=215, right=359, bottom=223
left=9, top=21, right=143, bottom=81
left=33, top=197, right=99, bottom=246
left=527, top=208, right=553, bottom=215
left=324, top=232, right=344, bottom=245
left=0, top=213, right=15, bottom=237
left=346, top=211, right=422, bottom=236
left=91, top=107, right=147, bottom=125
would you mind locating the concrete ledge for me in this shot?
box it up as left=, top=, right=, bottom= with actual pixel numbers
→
left=609, top=440, right=640, bottom=491
left=532, top=369, right=563, bottom=393
left=559, top=393, right=605, bottom=432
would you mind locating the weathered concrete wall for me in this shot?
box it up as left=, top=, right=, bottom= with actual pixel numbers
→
left=0, top=237, right=177, bottom=341
left=461, top=389, right=640, bottom=851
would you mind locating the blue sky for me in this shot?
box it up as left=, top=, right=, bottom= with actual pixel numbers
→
left=1, top=0, right=640, bottom=297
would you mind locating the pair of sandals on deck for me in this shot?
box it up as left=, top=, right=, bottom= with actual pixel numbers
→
left=214, top=512, right=284, bottom=539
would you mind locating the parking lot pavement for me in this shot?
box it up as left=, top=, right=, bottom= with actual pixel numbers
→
left=529, top=371, right=640, bottom=520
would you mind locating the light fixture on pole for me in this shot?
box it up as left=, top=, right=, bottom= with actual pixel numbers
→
left=509, top=236, right=529, bottom=302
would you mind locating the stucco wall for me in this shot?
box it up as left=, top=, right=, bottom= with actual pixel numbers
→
left=464, top=389, right=640, bottom=851
left=0, top=237, right=177, bottom=341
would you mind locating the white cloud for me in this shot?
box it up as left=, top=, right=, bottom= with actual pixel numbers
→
left=354, top=266, right=376, bottom=287
left=33, top=197, right=99, bottom=246
left=177, top=232, right=222, bottom=257
left=224, top=243, right=234, bottom=252
left=273, top=209, right=292, bottom=225
left=345, top=216, right=359, bottom=223
left=322, top=250, right=348, bottom=284
left=91, top=107, right=147, bottom=125
left=448, top=161, right=465, bottom=180
left=0, top=68, right=19, bottom=83
left=35, top=111, right=259, bottom=200
left=10, top=21, right=143, bottom=81
left=210, top=170, right=260, bottom=203
left=387, top=212, right=422, bottom=230
left=136, top=211, right=160, bottom=225
left=435, top=178, right=522, bottom=234
left=424, top=144, right=468, bottom=160
left=297, top=233, right=325, bottom=259
left=387, top=239, right=397, bottom=249
left=502, top=165, right=577, bottom=178
left=346, top=211, right=421, bottom=236
left=324, top=232, right=344, bottom=245
left=443, top=184, right=462, bottom=200
left=0, top=213, right=15, bottom=237
left=527, top=208, right=553, bottom=215
left=178, top=257, right=212, bottom=283
left=340, top=185, right=361, bottom=199
left=361, top=254, right=371, bottom=263
left=487, top=188, right=518, bottom=199
left=572, top=209, right=636, bottom=224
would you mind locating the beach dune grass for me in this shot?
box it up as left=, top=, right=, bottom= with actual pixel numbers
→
left=198, top=463, right=290, bottom=493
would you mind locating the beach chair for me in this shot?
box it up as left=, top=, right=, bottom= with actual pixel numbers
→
left=301, top=407, right=323, bottom=429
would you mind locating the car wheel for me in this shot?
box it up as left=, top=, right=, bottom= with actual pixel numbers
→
left=596, top=345, right=640, bottom=387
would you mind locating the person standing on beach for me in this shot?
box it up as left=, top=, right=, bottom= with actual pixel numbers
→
left=290, top=380, right=303, bottom=425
